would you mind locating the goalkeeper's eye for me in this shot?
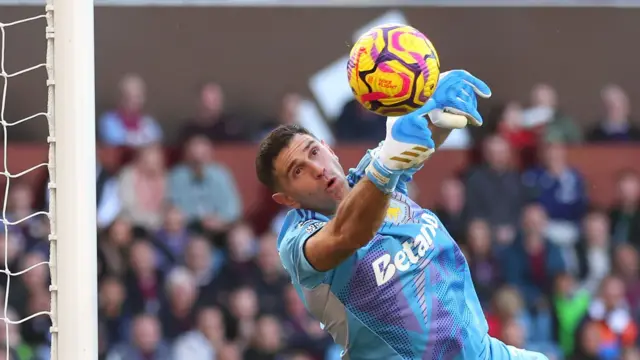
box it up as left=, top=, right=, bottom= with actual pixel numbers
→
left=310, top=147, right=319, bottom=156
left=294, top=167, right=302, bottom=177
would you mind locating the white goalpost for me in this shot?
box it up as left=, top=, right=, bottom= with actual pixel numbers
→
left=1, top=0, right=99, bottom=359
left=48, top=0, right=99, bottom=358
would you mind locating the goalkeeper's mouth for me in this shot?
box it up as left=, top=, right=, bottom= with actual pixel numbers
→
left=326, top=177, right=338, bottom=191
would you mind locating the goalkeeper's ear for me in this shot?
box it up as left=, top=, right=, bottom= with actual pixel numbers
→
left=273, top=192, right=299, bottom=208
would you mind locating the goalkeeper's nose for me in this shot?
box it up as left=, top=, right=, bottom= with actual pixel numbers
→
left=306, top=161, right=323, bottom=178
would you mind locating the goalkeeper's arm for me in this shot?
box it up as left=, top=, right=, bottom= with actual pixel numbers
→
left=304, top=112, right=435, bottom=272
left=304, top=177, right=391, bottom=272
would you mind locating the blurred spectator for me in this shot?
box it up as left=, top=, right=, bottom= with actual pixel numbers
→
left=253, top=232, right=288, bottom=316
left=99, top=73, right=163, bottom=147
left=500, top=318, right=526, bottom=349
left=286, top=352, right=315, bottom=360
left=23, top=288, right=51, bottom=355
left=226, top=286, right=259, bottom=346
left=172, top=307, right=226, bottom=359
left=118, top=144, right=167, bottom=230
left=587, top=84, right=640, bottom=143
left=168, top=135, right=242, bottom=232
left=217, top=342, right=242, bottom=360
left=243, top=315, right=284, bottom=360
left=613, top=244, right=640, bottom=314
left=502, top=204, right=565, bottom=309
left=522, top=142, right=588, bottom=247
left=106, top=314, right=171, bottom=360
left=124, top=240, right=166, bottom=316
left=98, top=217, right=135, bottom=279
left=260, top=94, right=335, bottom=146
left=465, top=219, right=502, bottom=306
left=184, top=235, right=222, bottom=308
left=6, top=182, right=47, bottom=256
left=159, top=267, right=198, bottom=341
left=550, top=272, right=590, bottom=357
left=573, top=209, right=613, bottom=294
left=465, top=135, right=525, bottom=245
left=0, top=232, right=24, bottom=295
left=583, top=275, right=638, bottom=360
left=8, top=253, right=51, bottom=353
left=572, top=320, right=602, bottom=360
left=217, top=222, right=259, bottom=294
left=0, top=307, right=31, bottom=360
left=9, top=252, right=49, bottom=320
left=624, top=348, right=640, bottom=360
left=99, top=276, right=130, bottom=352
left=333, top=99, right=385, bottom=142
left=609, top=169, right=640, bottom=246
left=153, top=206, right=189, bottom=269
left=179, top=82, right=247, bottom=143
left=485, top=286, right=528, bottom=339
left=433, top=177, right=467, bottom=245
left=497, top=102, right=538, bottom=154
left=523, top=83, right=582, bottom=144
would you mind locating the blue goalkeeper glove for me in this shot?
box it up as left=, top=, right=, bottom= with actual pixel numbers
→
left=365, top=109, right=435, bottom=194
left=425, top=69, right=492, bottom=129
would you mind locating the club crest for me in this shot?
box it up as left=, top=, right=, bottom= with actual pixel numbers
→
left=385, top=199, right=410, bottom=224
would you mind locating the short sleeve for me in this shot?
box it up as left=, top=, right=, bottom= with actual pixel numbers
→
left=278, top=219, right=328, bottom=289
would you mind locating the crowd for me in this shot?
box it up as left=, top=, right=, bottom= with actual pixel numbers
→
left=0, top=71, right=639, bottom=360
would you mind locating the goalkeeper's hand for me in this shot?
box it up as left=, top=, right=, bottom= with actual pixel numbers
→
left=365, top=108, right=435, bottom=194
left=425, top=69, right=492, bottom=129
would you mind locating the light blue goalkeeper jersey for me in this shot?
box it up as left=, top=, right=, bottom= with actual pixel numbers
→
left=277, top=150, right=547, bottom=360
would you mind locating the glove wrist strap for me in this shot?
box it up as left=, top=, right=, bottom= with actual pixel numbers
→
left=365, top=158, right=402, bottom=194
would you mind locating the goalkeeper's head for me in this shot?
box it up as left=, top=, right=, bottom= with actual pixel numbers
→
left=256, top=124, right=348, bottom=214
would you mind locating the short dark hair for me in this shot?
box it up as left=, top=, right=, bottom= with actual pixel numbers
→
left=255, top=124, right=313, bottom=190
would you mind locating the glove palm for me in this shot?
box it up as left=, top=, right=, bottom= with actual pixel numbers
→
left=426, top=69, right=492, bottom=129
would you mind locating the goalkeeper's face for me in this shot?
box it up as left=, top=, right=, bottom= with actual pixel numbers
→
left=272, top=134, right=348, bottom=214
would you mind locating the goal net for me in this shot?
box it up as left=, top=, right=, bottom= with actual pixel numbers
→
left=0, top=0, right=98, bottom=359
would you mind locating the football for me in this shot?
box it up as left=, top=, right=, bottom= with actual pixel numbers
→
left=347, top=24, right=440, bottom=116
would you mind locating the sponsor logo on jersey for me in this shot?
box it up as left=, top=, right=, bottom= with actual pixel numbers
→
left=372, top=213, right=439, bottom=286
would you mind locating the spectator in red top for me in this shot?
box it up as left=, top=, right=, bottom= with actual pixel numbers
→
left=497, top=102, right=538, bottom=153
left=583, top=275, right=638, bottom=359
left=485, top=286, right=527, bottom=339
left=613, top=244, right=640, bottom=316
left=502, top=204, right=565, bottom=309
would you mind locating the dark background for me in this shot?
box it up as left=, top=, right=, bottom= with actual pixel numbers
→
left=1, top=6, right=638, bottom=141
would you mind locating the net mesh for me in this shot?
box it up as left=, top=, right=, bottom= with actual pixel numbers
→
left=0, top=6, right=57, bottom=360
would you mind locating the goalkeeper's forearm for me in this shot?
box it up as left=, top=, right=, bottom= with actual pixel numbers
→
left=304, top=178, right=390, bottom=271
left=326, top=177, right=389, bottom=248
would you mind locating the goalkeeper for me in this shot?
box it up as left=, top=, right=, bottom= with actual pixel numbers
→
left=255, top=70, right=548, bottom=360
